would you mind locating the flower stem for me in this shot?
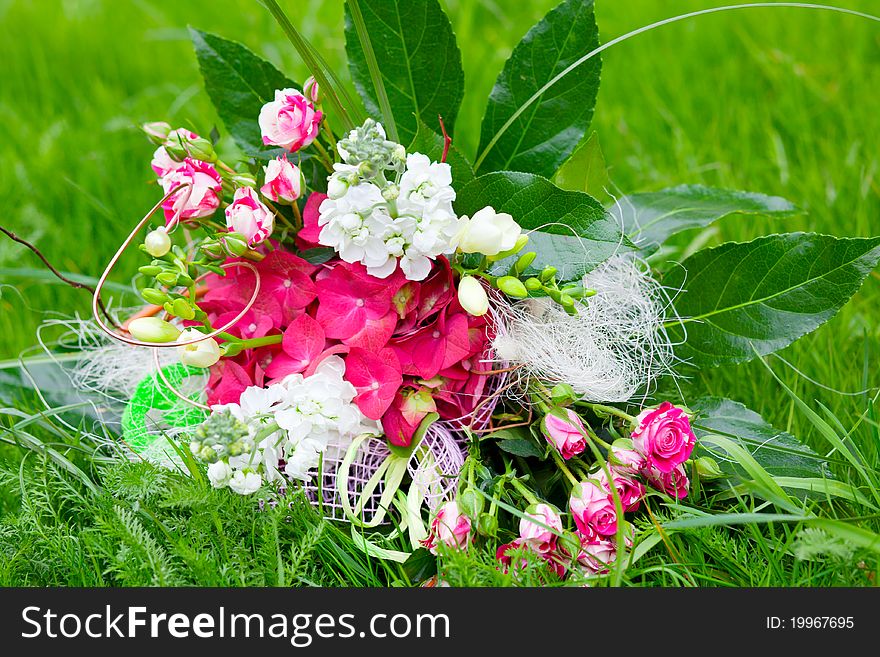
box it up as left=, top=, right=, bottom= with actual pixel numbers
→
left=237, top=335, right=283, bottom=350
left=583, top=402, right=635, bottom=424
left=509, top=477, right=539, bottom=506
left=550, top=450, right=580, bottom=487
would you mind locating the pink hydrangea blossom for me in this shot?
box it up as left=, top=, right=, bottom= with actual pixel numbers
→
left=422, top=500, right=471, bottom=554
left=256, top=250, right=317, bottom=325
left=570, top=480, right=618, bottom=538
left=541, top=408, right=587, bottom=460
left=296, top=192, right=326, bottom=247
left=344, top=347, right=403, bottom=420
left=260, top=155, right=302, bottom=204
left=262, top=314, right=326, bottom=380
left=259, top=88, right=322, bottom=152
left=225, top=186, right=275, bottom=246
left=160, top=158, right=222, bottom=224
left=631, top=401, right=696, bottom=473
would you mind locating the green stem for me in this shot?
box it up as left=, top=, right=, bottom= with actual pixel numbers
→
left=509, top=477, right=539, bottom=506
left=583, top=402, right=636, bottom=424
left=310, top=139, right=335, bottom=173
left=238, top=335, right=283, bottom=350
left=347, top=0, right=399, bottom=142
left=550, top=450, right=580, bottom=487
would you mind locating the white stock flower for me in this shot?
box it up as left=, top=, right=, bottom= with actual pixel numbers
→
left=228, top=470, right=263, bottom=495
left=207, top=460, right=233, bottom=489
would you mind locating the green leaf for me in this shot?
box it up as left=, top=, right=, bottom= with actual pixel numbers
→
left=343, top=0, right=464, bottom=145
left=190, top=28, right=296, bottom=154
left=693, top=397, right=830, bottom=479
left=475, top=0, right=601, bottom=177
left=497, top=439, right=544, bottom=458
left=408, top=119, right=474, bottom=190
left=552, top=131, right=609, bottom=202
left=402, top=547, right=437, bottom=583
left=666, top=233, right=880, bottom=366
left=455, top=172, right=632, bottom=281
left=615, top=185, right=801, bottom=255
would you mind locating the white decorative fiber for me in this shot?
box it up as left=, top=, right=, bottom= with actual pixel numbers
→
left=491, top=254, right=675, bottom=403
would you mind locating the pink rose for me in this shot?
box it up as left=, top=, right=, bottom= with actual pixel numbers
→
left=541, top=408, right=587, bottom=460
left=577, top=538, right=616, bottom=575
left=225, top=186, right=275, bottom=246
left=496, top=540, right=567, bottom=579
left=160, top=158, right=222, bottom=224
left=609, top=446, right=646, bottom=475
left=570, top=480, right=617, bottom=538
left=260, top=155, right=302, bottom=204
left=642, top=462, right=690, bottom=500
left=631, top=401, right=696, bottom=473
left=259, top=88, right=323, bottom=152
left=594, top=468, right=645, bottom=512
left=422, top=500, right=471, bottom=554
left=151, top=128, right=198, bottom=178
left=519, top=503, right=563, bottom=555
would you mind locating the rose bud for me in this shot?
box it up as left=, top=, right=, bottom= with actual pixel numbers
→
left=541, top=407, right=587, bottom=459
left=519, top=503, right=563, bottom=555
left=631, top=401, right=696, bottom=473
left=421, top=500, right=471, bottom=555
left=143, top=121, right=172, bottom=146
left=570, top=479, right=618, bottom=538
left=303, top=75, right=320, bottom=104
left=454, top=206, right=522, bottom=256
left=144, top=226, right=172, bottom=257
left=225, top=186, right=275, bottom=246
left=457, top=275, right=490, bottom=316
left=258, top=88, right=323, bottom=152
left=260, top=155, right=302, bottom=204
left=577, top=538, right=616, bottom=575
left=642, top=462, right=690, bottom=500
left=608, top=442, right=647, bottom=475
left=127, top=317, right=181, bottom=343
left=177, top=328, right=222, bottom=368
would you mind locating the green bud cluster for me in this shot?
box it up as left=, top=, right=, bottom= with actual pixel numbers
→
left=189, top=409, right=253, bottom=463
left=337, top=118, right=406, bottom=176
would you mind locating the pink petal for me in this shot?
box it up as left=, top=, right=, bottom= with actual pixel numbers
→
left=440, top=312, right=472, bottom=370
left=342, top=309, right=398, bottom=352
left=344, top=347, right=403, bottom=420
left=280, top=314, right=325, bottom=374
left=295, top=192, right=327, bottom=247
left=207, top=359, right=253, bottom=405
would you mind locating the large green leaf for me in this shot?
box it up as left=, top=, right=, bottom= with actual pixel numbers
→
left=455, top=172, right=632, bottom=281
left=343, top=0, right=464, bottom=145
left=693, top=397, right=830, bottom=479
left=475, top=0, right=601, bottom=177
left=190, top=28, right=296, bottom=154
left=552, top=131, right=609, bottom=201
left=615, top=185, right=801, bottom=255
left=666, top=233, right=880, bottom=366
left=407, top=119, right=474, bottom=190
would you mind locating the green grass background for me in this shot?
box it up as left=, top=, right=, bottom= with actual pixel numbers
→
left=0, top=0, right=878, bottom=585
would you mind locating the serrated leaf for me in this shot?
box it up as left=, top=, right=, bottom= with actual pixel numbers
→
left=552, top=131, right=609, bottom=201
left=344, top=0, right=464, bottom=145
left=666, top=233, right=880, bottom=366
left=408, top=119, right=474, bottom=190
left=614, top=185, right=801, bottom=255
left=190, top=28, right=296, bottom=154
left=455, top=172, right=632, bottom=281
left=476, top=0, right=601, bottom=177
left=693, top=397, right=830, bottom=479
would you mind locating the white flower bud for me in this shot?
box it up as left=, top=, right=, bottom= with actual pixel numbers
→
left=455, top=206, right=522, bottom=256
left=177, top=328, right=222, bottom=368
left=128, top=317, right=181, bottom=343
left=457, top=275, right=490, bottom=316
left=327, top=174, right=349, bottom=200
left=144, top=226, right=172, bottom=257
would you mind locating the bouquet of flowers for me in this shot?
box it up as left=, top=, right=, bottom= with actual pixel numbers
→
left=65, top=0, right=878, bottom=582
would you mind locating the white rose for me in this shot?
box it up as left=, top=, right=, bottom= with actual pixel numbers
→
left=206, top=460, right=233, bottom=489
left=177, top=328, right=222, bottom=368
left=455, top=206, right=522, bottom=256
